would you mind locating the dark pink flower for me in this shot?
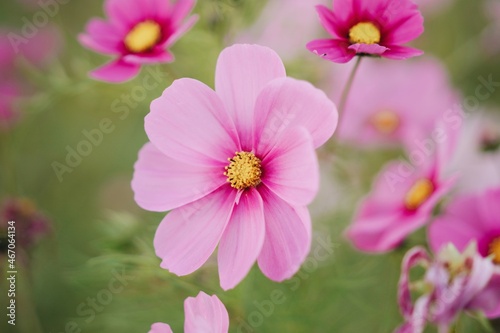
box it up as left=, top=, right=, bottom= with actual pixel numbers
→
left=79, top=0, right=198, bottom=83
left=307, top=0, right=424, bottom=63
left=132, top=44, right=338, bottom=290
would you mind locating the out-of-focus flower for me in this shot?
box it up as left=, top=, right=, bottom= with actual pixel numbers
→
left=412, top=0, right=454, bottom=15
left=482, top=0, right=500, bottom=56
left=331, top=57, right=459, bottom=149
left=429, top=187, right=500, bottom=269
left=149, top=292, right=229, bottom=333
left=132, top=44, right=338, bottom=290
left=79, top=0, right=198, bottom=83
left=236, top=0, right=328, bottom=61
left=306, top=0, right=424, bottom=63
left=396, top=243, right=500, bottom=333
left=0, top=83, right=21, bottom=132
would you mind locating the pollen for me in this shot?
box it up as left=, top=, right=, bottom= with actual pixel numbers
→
left=224, top=152, right=262, bottom=190
left=489, top=238, right=500, bottom=264
left=124, top=20, right=162, bottom=53
left=371, top=110, right=400, bottom=134
left=349, top=22, right=381, bottom=45
left=404, top=179, right=434, bottom=210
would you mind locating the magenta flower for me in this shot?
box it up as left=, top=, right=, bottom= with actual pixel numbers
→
left=306, top=0, right=424, bottom=63
left=429, top=187, right=500, bottom=272
left=331, top=57, right=459, bottom=149
left=149, top=292, right=229, bottom=333
left=79, top=0, right=198, bottom=83
left=396, top=244, right=500, bottom=333
left=132, top=44, right=338, bottom=290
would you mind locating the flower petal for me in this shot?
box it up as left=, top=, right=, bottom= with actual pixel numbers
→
left=348, top=43, right=389, bottom=55
left=104, top=0, right=148, bottom=28
left=215, top=44, right=286, bottom=150
left=316, top=5, right=344, bottom=38
left=79, top=18, right=125, bottom=54
left=253, top=77, right=338, bottom=150
left=261, top=127, right=319, bottom=207
left=306, top=39, right=356, bottom=63
left=149, top=323, right=173, bottom=333
left=257, top=186, right=311, bottom=282
left=382, top=45, right=423, bottom=60
left=154, top=186, right=236, bottom=276
left=381, top=1, right=424, bottom=44
left=122, top=50, right=174, bottom=64
left=132, top=142, right=226, bottom=212
left=470, top=273, right=500, bottom=318
left=218, top=188, right=265, bottom=290
left=90, top=59, right=141, bottom=83
left=146, top=78, right=239, bottom=166
left=170, top=0, right=196, bottom=27
left=165, top=15, right=199, bottom=47
left=184, top=292, right=229, bottom=333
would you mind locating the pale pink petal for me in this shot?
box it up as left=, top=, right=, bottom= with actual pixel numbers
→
left=79, top=34, right=120, bottom=55
left=470, top=273, right=500, bottom=318
left=90, top=59, right=141, bottom=83
left=218, top=189, right=265, bottom=290
left=79, top=18, right=124, bottom=54
left=154, top=186, right=236, bottom=276
left=261, top=127, right=319, bottom=207
left=348, top=43, right=389, bottom=55
left=382, top=45, right=424, bottom=59
left=122, top=50, right=174, bottom=64
left=215, top=44, right=286, bottom=150
left=170, top=0, right=196, bottom=27
left=132, top=143, right=226, bottom=212
left=457, top=255, right=495, bottom=310
left=184, top=292, right=229, bottom=333
left=306, top=39, right=356, bottom=63
left=165, top=15, right=199, bottom=47
left=147, top=78, right=239, bottom=166
left=257, top=186, right=311, bottom=282
left=428, top=215, right=485, bottom=255
left=395, top=295, right=431, bottom=333
left=149, top=322, right=173, bottom=333
left=253, top=77, right=338, bottom=150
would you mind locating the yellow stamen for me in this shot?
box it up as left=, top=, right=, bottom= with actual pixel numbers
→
left=404, top=179, right=434, bottom=210
left=124, top=20, right=162, bottom=53
left=349, top=22, right=381, bottom=45
left=224, top=152, right=262, bottom=190
left=489, top=238, right=500, bottom=264
left=371, top=110, right=400, bottom=134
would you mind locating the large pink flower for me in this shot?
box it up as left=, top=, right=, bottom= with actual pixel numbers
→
left=79, top=0, right=198, bottom=83
left=306, top=0, right=424, bottom=63
left=396, top=244, right=500, bottom=333
left=149, top=292, right=229, bottom=333
left=132, top=44, right=338, bottom=290
left=429, top=187, right=500, bottom=275
left=330, top=57, right=459, bottom=149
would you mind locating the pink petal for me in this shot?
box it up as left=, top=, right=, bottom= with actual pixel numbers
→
left=104, top=0, right=147, bottom=28
left=165, top=15, right=199, bottom=48
left=348, top=43, right=389, bottom=55
left=149, top=323, right=173, bottom=333
left=316, top=5, right=344, bottom=39
left=184, top=292, right=229, bottom=333
left=257, top=186, right=311, bottom=282
left=381, top=1, right=424, bottom=44
left=79, top=34, right=120, bottom=55
left=253, top=77, right=338, bottom=150
left=90, top=59, right=141, bottom=83
left=218, top=189, right=265, bottom=290
left=154, top=186, right=236, bottom=276
left=261, top=127, right=319, bottom=207
left=122, top=50, right=174, bottom=64
left=131, top=143, right=226, bottom=212
left=306, top=39, right=356, bottom=63
left=170, top=0, right=196, bottom=27
left=470, top=273, right=500, bottom=318
left=395, top=295, right=431, bottom=333
left=147, top=78, right=239, bottom=166
left=79, top=18, right=124, bottom=54
left=382, top=45, right=424, bottom=60
left=215, top=44, right=286, bottom=150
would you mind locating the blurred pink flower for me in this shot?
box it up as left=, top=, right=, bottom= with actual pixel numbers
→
left=412, top=0, right=454, bottom=15
left=429, top=187, right=500, bottom=270
left=396, top=244, right=500, bottom=333
left=331, top=57, right=459, bottom=149
left=0, top=83, right=21, bottom=132
left=306, top=0, right=424, bottom=63
left=132, top=44, right=338, bottom=290
left=149, top=292, right=229, bottom=333
left=79, top=0, right=198, bottom=83
left=482, top=0, right=500, bottom=56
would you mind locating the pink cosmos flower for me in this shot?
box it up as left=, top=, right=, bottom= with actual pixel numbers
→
left=330, top=57, right=459, bottom=149
left=396, top=243, right=500, bottom=333
left=132, top=44, right=338, bottom=290
left=149, top=292, right=229, bottom=333
left=306, top=0, right=424, bottom=63
left=79, top=0, right=198, bottom=83
left=429, top=187, right=500, bottom=272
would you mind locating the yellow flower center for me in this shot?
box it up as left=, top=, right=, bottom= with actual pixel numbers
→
left=404, top=179, right=434, bottom=210
left=489, top=238, right=500, bottom=264
left=224, top=152, right=262, bottom=190
left=349, top=22, right=381, bottom=45
left=371, top=110, right=400, bottom=134
left=124, top=20, right=162, bottom=53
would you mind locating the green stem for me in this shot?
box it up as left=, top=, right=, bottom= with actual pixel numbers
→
left=337, top=56, right=363, bottom=116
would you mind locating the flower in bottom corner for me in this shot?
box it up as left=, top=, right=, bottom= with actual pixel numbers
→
left=396, top=243, right=500, bottom=333
left=149, top=292, right=229, bottom=333
left=131, top=44, right=338, bottom=290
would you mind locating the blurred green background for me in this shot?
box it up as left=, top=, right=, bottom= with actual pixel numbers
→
left=0, top=0, right=499, bottom=332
